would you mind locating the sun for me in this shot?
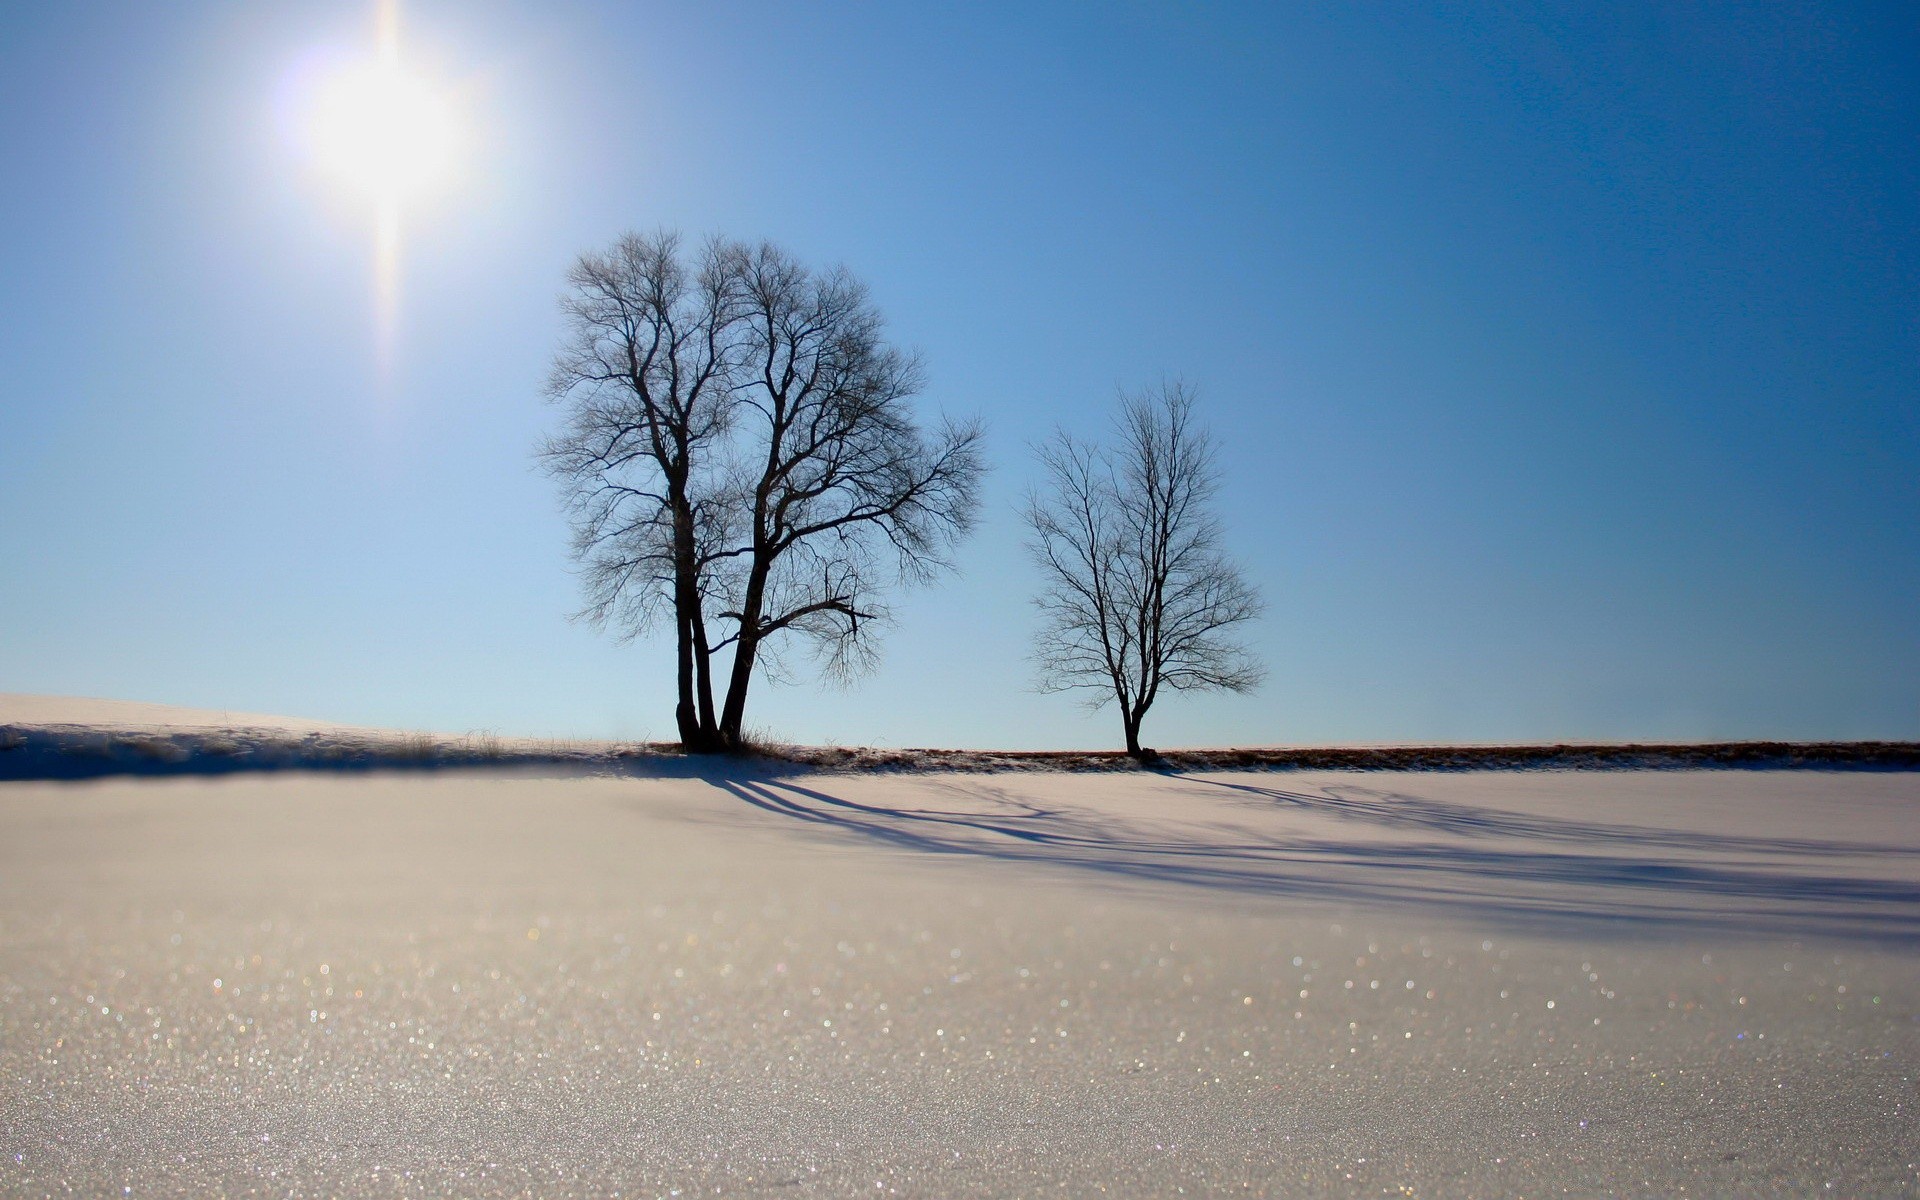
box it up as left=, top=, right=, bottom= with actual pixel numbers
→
left=309, top=54, right=457, bottom=205
left=291, top=1, right=466, bottom=369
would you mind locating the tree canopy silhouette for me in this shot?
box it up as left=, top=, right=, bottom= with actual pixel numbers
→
left=544, top=232, right=984, bottom=752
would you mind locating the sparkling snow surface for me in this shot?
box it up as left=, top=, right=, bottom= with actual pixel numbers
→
left=2, top=769, right=1915, bottom=1196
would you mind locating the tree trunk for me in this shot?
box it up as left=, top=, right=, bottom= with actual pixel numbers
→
left=716, top=561, right=770, bottom=751
left=715, top=519, right=775, bottom=750
left=670, top=498, right=722, bottom=753
left=673, top=606, right=703, bottom=749
left=676, top=602, right=722, bottom=753
left=1123, top=700, right=1159, bottom=763
left=692, top=618, right=718, bottom=746
left=717, top=632, right=759, bottom=750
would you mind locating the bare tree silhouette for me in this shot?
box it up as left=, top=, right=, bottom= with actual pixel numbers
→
left=541, top=232, right=741, bottom=751
left=1026, top=382, right=1262, bottom=758
left=709, top=242, right=985, bottom=745
left=543, top=232, right=983, bottom=753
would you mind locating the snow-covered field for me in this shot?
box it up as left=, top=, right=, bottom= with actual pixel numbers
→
left=0, top=694, right=642, bottom=777
left=1, top=712, right=1915, bottom=1195
left=0, top=693, right=365, bottom=731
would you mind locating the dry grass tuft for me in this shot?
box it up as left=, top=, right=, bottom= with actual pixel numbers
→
left=118, top=735, right=190, bottom=763
left=393, top=732, right=441, bottom=761
left=456, top=731, right=505, bottom=760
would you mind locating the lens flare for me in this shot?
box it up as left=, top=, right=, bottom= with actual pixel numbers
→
left=299, top=1, right=462, bottom=373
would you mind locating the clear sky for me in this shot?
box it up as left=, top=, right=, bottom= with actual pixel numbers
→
left=2, top=1, right=1915, bottom=748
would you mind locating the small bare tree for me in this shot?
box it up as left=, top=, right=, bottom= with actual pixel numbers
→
left=543, top=232, right=983, bottom=753
left=1026, top=382, right=1263, bottom=758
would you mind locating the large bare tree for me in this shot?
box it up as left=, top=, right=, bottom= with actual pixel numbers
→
left=541, top=232, right=741, bottom=750
left=707, top=242, right=985, bottom=745
left=543, top=233, right=983, bottom=752
left=1026, top=382, right=1263, bottom=758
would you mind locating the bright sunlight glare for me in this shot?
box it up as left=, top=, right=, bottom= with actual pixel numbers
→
left=309, top=57, right=456, bottom=205
left=295, top=1, right=465, bottom=375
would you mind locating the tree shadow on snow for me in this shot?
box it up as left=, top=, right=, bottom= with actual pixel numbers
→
left=703, top=770, right=1920, bottom=945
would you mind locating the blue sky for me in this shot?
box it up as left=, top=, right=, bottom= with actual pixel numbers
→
left=2, top=1, right=1914, bottom=748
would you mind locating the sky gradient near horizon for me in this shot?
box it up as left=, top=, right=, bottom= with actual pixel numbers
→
left=2, top=1, right=1915, bottom=748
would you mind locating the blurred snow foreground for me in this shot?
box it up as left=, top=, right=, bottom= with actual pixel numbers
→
left=2, top=762, right=1918, bottom=1194
left=3, top=701, right=1918, bottom=1194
